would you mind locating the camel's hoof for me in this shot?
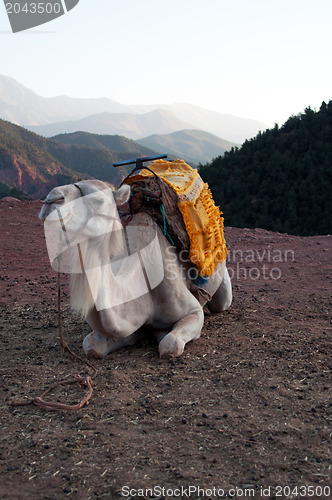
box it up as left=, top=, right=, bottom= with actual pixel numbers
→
left=158, top=333, right=185, bottom=358
left=85, top=349, right=104, bottom=360
left=83, top=333, right=106, bottom=359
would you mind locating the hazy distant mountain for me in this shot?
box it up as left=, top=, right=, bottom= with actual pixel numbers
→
left=47, top=94, right=140, bottom=117
left=27, top=109, right=193, bottom=140
left=0, top=74, right=129, bottom=125
left=137, top=129, right=237, bottom=165
left=0, top=75, right=267, bottom=143
left=158, top=103, right=266, bottom=144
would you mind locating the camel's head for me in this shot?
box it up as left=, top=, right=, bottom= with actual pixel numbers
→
left=39, top=180, right=131, bottom=236
left=39, top=180, right=131, bottom=274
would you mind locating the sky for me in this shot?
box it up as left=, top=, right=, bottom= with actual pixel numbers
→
left=0, top=0, right=331, bottom=127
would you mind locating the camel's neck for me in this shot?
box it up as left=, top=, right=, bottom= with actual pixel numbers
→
left=70, top=224, right=125, bottom=317
left=70, top=213, right=163, bottom=317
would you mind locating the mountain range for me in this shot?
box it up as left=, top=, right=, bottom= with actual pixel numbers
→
left=0, top=75, right=266, bottom=143
left=0, top=120, right=155, bottom=199
left=137, top=130, right=236, bottom=165
left=28, top=109, right=193, bottom=140
left=0, top=74, right=267, bottom=201
left=0, top=116, right=238, bottom=200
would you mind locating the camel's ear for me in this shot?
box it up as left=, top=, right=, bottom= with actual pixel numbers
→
left=113, top=184, right=131, bottom=206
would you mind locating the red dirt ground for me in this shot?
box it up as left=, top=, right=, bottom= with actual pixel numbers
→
left=0, top=199, right=331, bottom=500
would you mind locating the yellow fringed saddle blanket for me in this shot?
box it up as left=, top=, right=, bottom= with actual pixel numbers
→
left=124, top=159, right=228, bottom=277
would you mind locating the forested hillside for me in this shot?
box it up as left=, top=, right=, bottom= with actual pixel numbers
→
left=0, top=119, right=80, bottom=199
left=51, top=131, right=154, bottom=155
left=200, top=102, right=332, bottom=236
left=0, top=122, right=155, bottom=199
left=48, top=132, right=155, bottom=183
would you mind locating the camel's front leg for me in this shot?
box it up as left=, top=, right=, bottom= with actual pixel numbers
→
left=83, top=330, right=144, bottom=358
left=158, top=307, right=204, bottom=358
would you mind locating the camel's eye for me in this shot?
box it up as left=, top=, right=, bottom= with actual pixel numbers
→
left=45, top=196, right=65, bottom=205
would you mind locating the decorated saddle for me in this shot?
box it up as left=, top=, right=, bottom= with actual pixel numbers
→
left=122, top=159, right=228, bottom=277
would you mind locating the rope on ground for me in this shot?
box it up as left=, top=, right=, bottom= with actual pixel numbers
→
left=9, top=245, right=98, bottom=412
left=10, top=375, right=94, bottom=412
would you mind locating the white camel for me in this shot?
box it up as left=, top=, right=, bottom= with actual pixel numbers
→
left=39, top=180, right=232, bottom=358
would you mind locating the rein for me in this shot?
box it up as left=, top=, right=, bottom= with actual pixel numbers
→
left=10, top=185, right=98, bottom=412
left=38, top=186, right=99, bottom=409
left=53, top=187, right=97, bottom=375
